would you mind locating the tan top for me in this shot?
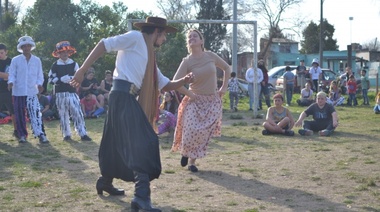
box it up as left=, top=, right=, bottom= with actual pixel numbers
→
left=175, top=51, right=230, bottom=95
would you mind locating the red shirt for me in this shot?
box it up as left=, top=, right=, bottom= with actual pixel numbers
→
left=347, top=80, right=357, bottom=94
left=80, top=98, right=96, bottom=112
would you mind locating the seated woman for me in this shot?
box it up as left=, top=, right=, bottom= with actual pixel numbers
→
left=262, top=93, right=295, bottom=136
left=327, top=81, right=345, bottom=106
left=374, top=92, right=380, bottom=114
left=157, top=91, right=180, bottom=135
left=80, top=67, right=105, bottom=107
left=297, top=82, right=314, bottom=106
left=98, top=70, right=113, bottom=102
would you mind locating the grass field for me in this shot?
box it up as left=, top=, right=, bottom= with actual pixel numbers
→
left=0, top=91, right=379, bottom=212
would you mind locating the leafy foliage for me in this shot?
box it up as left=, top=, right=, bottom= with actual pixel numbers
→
left=300, top=19, right=338, bottom=54
left=196, top=0, right=229, bottom=54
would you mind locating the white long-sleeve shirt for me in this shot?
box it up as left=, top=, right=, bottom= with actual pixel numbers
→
left=8, top=54, right=44, bottom=96
left=102, top=30, right=169, bottom=90
left=245, top=67, right=263, bottom=84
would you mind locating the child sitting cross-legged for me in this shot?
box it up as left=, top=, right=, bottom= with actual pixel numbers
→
left=262, top=93, right=295, bottom=136
left=80, top=91, right=105, bottom=118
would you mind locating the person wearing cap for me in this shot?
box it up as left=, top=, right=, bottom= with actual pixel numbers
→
left=7, top=36, right=49, bottom=144
left=295, top=91, right=339, bottom=136
left=70, top=17, right=194, bottom=211
left=309, top=58, right=322, bottom=92
left=48, top=41, right=92, bottom=142
left=296, top=59, right=307, bottom=90
left=262, top=93, right=295, bottom=136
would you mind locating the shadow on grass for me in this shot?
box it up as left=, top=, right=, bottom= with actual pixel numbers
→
left=195, top=170, right=349, bottom=211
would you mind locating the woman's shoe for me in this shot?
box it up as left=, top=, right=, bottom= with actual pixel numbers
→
left=188, top=165, right=198, bottom=172
left=180, top=156, right=188, bottom=167
left=96, top=177, right=125, bottom=195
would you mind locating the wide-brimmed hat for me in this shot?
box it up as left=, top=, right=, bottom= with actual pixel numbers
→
left=311, top=58, right=319, bottom=65
left=52, top=41, right=76, bottom=58
left=17, top=36, right=36, bottom=53
left=133, top=17, right=177, bottom=33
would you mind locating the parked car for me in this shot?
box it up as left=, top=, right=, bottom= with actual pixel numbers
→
left=275, top=68, right=337, bottom=93
left=267, top=65, right=297, bottom=92
left=237, top=78, right=249, bottom=97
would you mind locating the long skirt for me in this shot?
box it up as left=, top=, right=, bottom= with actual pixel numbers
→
left=98, top=90, right=161, bottom=182
left=172, top=93, right=222, bottom=159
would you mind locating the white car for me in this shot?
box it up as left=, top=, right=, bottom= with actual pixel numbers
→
left=267, top=65, right=297, bottom=91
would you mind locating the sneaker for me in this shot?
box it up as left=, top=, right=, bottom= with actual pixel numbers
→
left=81, top=135, right=92, bottom=141
left=298, top=129, right=313, bottom=136
left=180, top=156, right=188, bottom=167
left=284, top=130, right=295, bottom=136
left=319, top=130, right=332, bottom=136
left=234, top=106, right=238, bottom=112
left=63, top=136, right=73, bottom=142
left=248, top=108, right=253, bottom=111
left=188, top=165, right=198, bottom=172
left=19, top=136, right=27, bottom=143
left=262, top=130, right=270, bottom=135
left=39, top=135, right=49, bottom=144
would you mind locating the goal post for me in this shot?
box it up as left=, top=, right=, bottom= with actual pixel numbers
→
left=127, top=19, right=260, bottom=117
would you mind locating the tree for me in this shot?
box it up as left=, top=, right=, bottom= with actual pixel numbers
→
left=248, top=0, right=304, bottom=60
left=196, top=0, right=229, bottom=54
left=300, top=19, right=338, bottom=54
left=361, top=38, right=380, bottom=51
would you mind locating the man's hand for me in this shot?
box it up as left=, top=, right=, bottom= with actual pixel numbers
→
left=7, top=83, right=13, bottom=91
left=184, top=72, right=194, bottom=84
left=38, top=85, right=44, bottom=93
left=294, top=120, right=302, bottom=127
left=70, top=68, right=86, bottom=88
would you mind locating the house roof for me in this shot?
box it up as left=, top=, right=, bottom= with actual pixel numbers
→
left=261, top=37, right=298, bottom=44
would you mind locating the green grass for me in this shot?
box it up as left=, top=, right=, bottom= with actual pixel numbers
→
left=0, top=91, right=379, bottom=211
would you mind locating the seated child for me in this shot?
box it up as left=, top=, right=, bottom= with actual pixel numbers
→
left=297, top=82, right=314, bottom=106
left=262, top=93, right=295, bottom=136
left=326, top=81, right=345, bottom=106
left=157, top=91, right=179, bottom=135
left=80, top=91, right=105, bottom=118
left=374, top=92, right=380, bottom=114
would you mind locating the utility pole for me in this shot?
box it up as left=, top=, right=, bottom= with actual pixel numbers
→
left=319, top=0, right=324, bottom=68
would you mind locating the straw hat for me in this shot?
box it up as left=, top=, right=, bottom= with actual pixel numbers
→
left=133, top=17, right=177, bottom=33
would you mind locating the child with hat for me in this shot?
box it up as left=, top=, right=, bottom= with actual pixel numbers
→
left=7, top=36, right=49, bottom=144
left=48, top=41, right=92, bottom=141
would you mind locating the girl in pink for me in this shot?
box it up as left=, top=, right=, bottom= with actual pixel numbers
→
left=171, top=29, right=231, bottom=172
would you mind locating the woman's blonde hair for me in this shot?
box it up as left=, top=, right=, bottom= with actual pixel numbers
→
left=186, top=29, right=204, bottom=53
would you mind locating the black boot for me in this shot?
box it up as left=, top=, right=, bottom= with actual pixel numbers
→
left=96, top=176, right=125, bottom=195
left=130, top=171, right=161, bottom=212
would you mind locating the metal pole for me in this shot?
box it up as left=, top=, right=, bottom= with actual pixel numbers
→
left=318, top=0, right=324, bottom=92
left=232, top=0, right=237, bottom=76
left=253, top=22, right=258, bottom=118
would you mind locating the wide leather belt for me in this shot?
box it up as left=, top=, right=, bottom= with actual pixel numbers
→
left=111, top=79, right=140, bottom=96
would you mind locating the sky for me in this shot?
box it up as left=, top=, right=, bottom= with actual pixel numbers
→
left=19, top=0, right=380, bottom=51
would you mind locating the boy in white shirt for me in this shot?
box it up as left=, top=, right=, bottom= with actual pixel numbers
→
left=7, top=36, right=49, bottom=144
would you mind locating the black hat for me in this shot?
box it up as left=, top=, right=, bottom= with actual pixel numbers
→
left=134, top=17, right=177, bottom=33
